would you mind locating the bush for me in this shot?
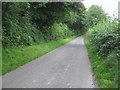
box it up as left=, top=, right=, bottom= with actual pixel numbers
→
left=86, top=20, right=119, bottom=57
left=48, top=22, right=73, bottom=40
left=2, top=19, right=44, bottom=48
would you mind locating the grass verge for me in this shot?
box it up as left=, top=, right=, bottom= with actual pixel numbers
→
left=84, top=37, right=118, bottom=88
left=2, top=36, right=77, bottom=75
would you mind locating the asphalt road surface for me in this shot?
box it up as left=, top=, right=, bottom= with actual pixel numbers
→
left=2, top=36, right=96, bottom=88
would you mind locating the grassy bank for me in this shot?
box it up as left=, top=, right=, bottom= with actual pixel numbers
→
left=2, top=36, right=77, bottom=75
left=84, top=37, right=118, bottom=88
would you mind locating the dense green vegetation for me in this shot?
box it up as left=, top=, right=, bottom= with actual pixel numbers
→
left=2, top=2, right=86, bottom=48
left=85, top=5, right=107, bottom=27
left=85, top=5, right=119, bottom=88
left=85, top=37, right=118, bottom=88
left=2, top=2, right=86, bottom=74
left=2, top=2, right=119, bottom=88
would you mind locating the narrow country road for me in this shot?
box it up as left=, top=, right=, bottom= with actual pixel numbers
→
left=2, top=36, right=96, bottom=88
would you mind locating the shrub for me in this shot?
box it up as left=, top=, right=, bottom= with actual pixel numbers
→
left=48, top=22, right=73, bottom=40
left=86, top=20, right=118, bottom=57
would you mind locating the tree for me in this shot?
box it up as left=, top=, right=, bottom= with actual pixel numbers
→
left=85, top=5, right=107, bottom=27
left=2, top=2, right=86, bottom=48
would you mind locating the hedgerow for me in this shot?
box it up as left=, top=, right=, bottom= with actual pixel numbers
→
left=2, top=2, right=86, bottom=48
left=86, top=19, right=119, bottom=88
left=87, top=20, right=119, bottom=57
